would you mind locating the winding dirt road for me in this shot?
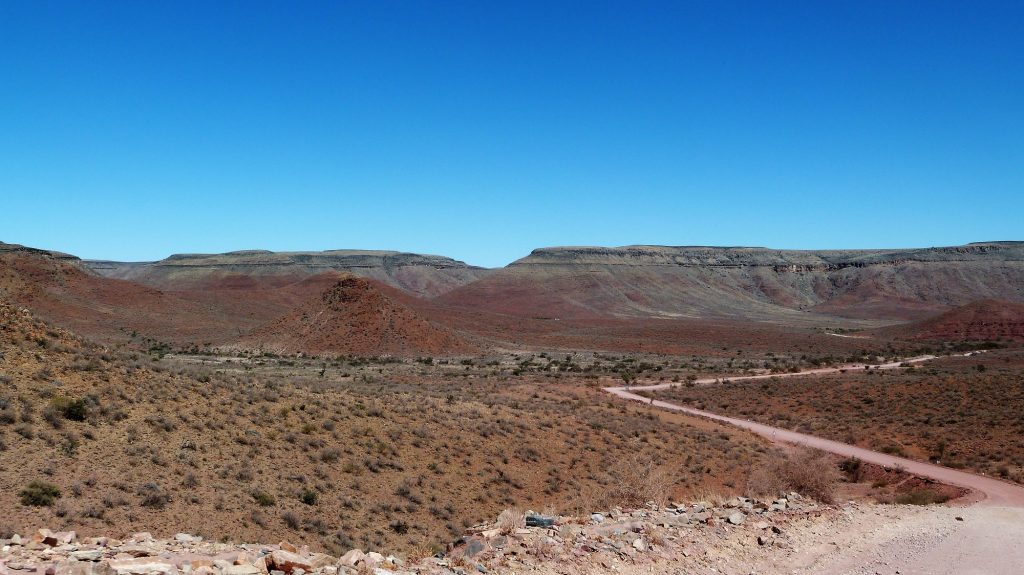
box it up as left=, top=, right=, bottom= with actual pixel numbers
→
left=604, top=353, right=1024, bottom=507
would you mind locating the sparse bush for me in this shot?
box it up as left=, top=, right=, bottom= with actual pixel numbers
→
left=607, top=454, right=674, bottom=508
left=282, top=510, right=300, bottom=529
left=496, top=507, right=525, bottom=535
left=20, top=480, right=61, bottom=507
left=893, top=489, right=951, bottom=505
left=320, top=447, right=342, bottom=463
left=137, top=482, right=171, bottom=509
left=14, top=424, right=34, bottom=439
left=747, top=448, right=840, bottom=503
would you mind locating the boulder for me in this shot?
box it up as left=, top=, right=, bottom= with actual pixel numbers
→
left=266, top=551, right=312, bottom=575
left=727, top=512, right=746, bottom=525
left=69, top=550, right=103, bottom=562
left=108, top=558, right=179, bottom=575
left=59, top=560, right=100, bottom=575
left=338, top=550, right=364, bottom=567
left=35, top=529, right=76, bottom=547
left=463, top=540, right=485, bottom=558
left=308, top=554, right=335, bottom=569
left=224, top=565, right=263, bottom=575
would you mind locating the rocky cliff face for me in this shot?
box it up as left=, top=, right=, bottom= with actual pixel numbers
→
left=85, top=250, right=491, bottom=298
left=440, top=243, right=1024, bottom=322
left=513, top=242, right=1024, bottom=268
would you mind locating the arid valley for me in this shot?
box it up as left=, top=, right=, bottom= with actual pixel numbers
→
left=4, top=3, right=1024, bottom=572
left=2, top=240, right=1024, bottom=574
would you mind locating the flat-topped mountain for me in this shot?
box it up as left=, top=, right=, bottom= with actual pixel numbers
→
left=6, top=239, right=1024, bottom=351
left=513, top=242, right=1024, bottom=268
left=440, top=243, right=1024, bottom=322
left=0, top=241, right=80, bottom=261
left=85, top=249, right=490, bottom=297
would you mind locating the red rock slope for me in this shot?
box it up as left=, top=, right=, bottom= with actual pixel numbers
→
left=238, top=276, right=476, bottom=356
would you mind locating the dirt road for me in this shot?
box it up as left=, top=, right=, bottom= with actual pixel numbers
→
left=776, top=504, right=1024, bottom=575
left=604, top=352, right=1024, bottom=507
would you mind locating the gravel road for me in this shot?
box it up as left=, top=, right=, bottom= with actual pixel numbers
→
left=604, top=352, right=1024, bottom=572
left=605, top=352, right=1024, bottom=506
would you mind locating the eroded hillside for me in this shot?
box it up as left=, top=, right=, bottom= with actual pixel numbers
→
left=0, top=300, right=770, bottom=554
left=438, top=243, right=1024, bottom=322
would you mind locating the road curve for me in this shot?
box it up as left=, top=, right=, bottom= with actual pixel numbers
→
left=604, top=353, right=1024, bottom=507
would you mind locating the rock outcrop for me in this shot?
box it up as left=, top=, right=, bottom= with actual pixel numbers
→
left=0, top=494, right=827, bottom=575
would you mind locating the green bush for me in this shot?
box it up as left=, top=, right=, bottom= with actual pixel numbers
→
left=20, top=481, right=61, bottom=506
left=299, top=489, right=318, bottom=506
left=894, top=489, right=951, bottom=505
left=252, top=489, right=276, bottom=507
left=50, top=397, right=88, bottom=421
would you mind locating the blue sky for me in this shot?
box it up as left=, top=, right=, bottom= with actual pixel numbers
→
left=1, top=1, right=1021, bottom=267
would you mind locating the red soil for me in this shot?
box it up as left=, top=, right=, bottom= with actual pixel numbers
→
left=889, top=300, right=1024, bottom=342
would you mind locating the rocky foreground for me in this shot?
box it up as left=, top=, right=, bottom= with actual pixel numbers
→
left=1, top=494, right=831, bottom=575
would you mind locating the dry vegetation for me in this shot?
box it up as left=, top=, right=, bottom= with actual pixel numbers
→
left=649, top=348, right=1024, bottom=483
left=0, top=301, right=775, bottom=555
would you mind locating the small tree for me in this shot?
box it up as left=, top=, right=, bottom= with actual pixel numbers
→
left=620, top=370, right=635, bottom=387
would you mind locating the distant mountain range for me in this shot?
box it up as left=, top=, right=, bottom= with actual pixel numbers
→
left=2, top=240, right=1022, bottom=355
left=84, top=249, right=489, bottom=298
left=438, top=242, right=1024, bottom=321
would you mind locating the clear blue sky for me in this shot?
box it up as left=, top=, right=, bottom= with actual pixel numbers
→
left=2, top=1, right=1021, bottom=268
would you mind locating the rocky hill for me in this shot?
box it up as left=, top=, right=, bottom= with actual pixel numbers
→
left=0, top=241, right=80, bottom=262
left=85, top=250, right=490, bottom=298
left=438, top=243, right=1024, bottom=322
left=235, top=276, right=477, bottom=356
left=0, top=245, right=315, bottom=347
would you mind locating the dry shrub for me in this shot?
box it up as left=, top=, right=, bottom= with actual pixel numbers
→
left=689, top=488, right=727, bottom=507
left=607, top=454, right=674, bottom=508
left=496, top=507, right=525, bottom=534
left=746, top=447, right=840, bottom=503
left=406, top=541, right=439, bottom=564
left=530, top=537, right=557, bottom=559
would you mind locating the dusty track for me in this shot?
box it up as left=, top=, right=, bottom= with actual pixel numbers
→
left=605, top=353, right=1024, bottom=507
